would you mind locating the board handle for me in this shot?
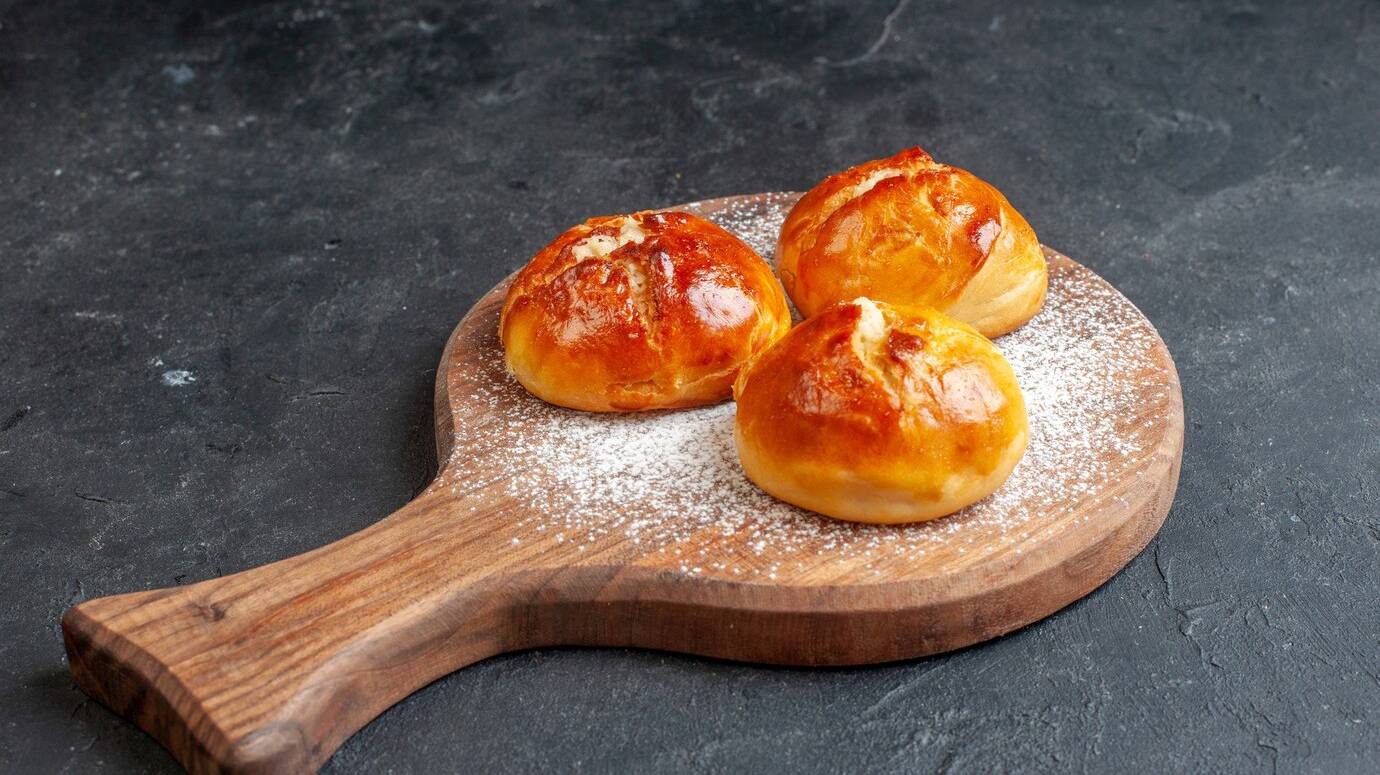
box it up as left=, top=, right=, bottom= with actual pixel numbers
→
left=62, top=486, right=531, bottom=774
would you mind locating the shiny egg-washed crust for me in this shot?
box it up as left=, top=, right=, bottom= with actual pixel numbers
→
left=733, top=298, right=1028, bottom=524
left=776, top=147, right=1047, bottom=337
left=501, top=211, right=792, bottom=412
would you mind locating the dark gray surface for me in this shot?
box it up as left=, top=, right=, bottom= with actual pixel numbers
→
left=2, top=0, right=1378, bottom=772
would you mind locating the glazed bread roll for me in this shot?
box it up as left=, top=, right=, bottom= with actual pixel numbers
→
left=501, top=210, right=791, bottom=412
left=733, top=298, right=1028, bottom=524
left=777, top=147, right=1047, bottom=337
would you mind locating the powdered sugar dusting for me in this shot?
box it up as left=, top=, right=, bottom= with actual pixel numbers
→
left=441, top=194, right=1173, bottom=581
left=704, top=191, right=799, bottom=259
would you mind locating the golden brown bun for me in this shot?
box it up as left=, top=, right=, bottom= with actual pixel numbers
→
left=501, top=211, right=792, bottom=412
left=733, top=298, right=1028, bottom=524
left=777, top=147, right=1047, bottom=337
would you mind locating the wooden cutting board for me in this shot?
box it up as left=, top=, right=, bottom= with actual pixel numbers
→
left=62, top=192, right=1184, bottom=774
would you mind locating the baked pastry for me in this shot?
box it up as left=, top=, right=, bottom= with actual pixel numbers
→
left=776, top=147, right=1047, bottom=337
left=501, top=210, right=791, bottom=412
left=733, top=297, right=1028, bottom=524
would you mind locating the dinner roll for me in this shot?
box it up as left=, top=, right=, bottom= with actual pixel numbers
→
left=733, top=298, right=1028, bottom=524
left=777, top=147, right=1047, bottom=337
left=501, top=210, right=791, bottom=412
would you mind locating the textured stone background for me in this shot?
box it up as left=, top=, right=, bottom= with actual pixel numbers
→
left=3, top=0, right=1378, bottom=772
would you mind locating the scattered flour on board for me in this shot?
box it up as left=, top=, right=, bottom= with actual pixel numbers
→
left=441, top=194, right=1169, bottom=578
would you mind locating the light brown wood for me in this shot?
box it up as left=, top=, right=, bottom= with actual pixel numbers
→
left=63, top=192, right=1184, bottom=774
